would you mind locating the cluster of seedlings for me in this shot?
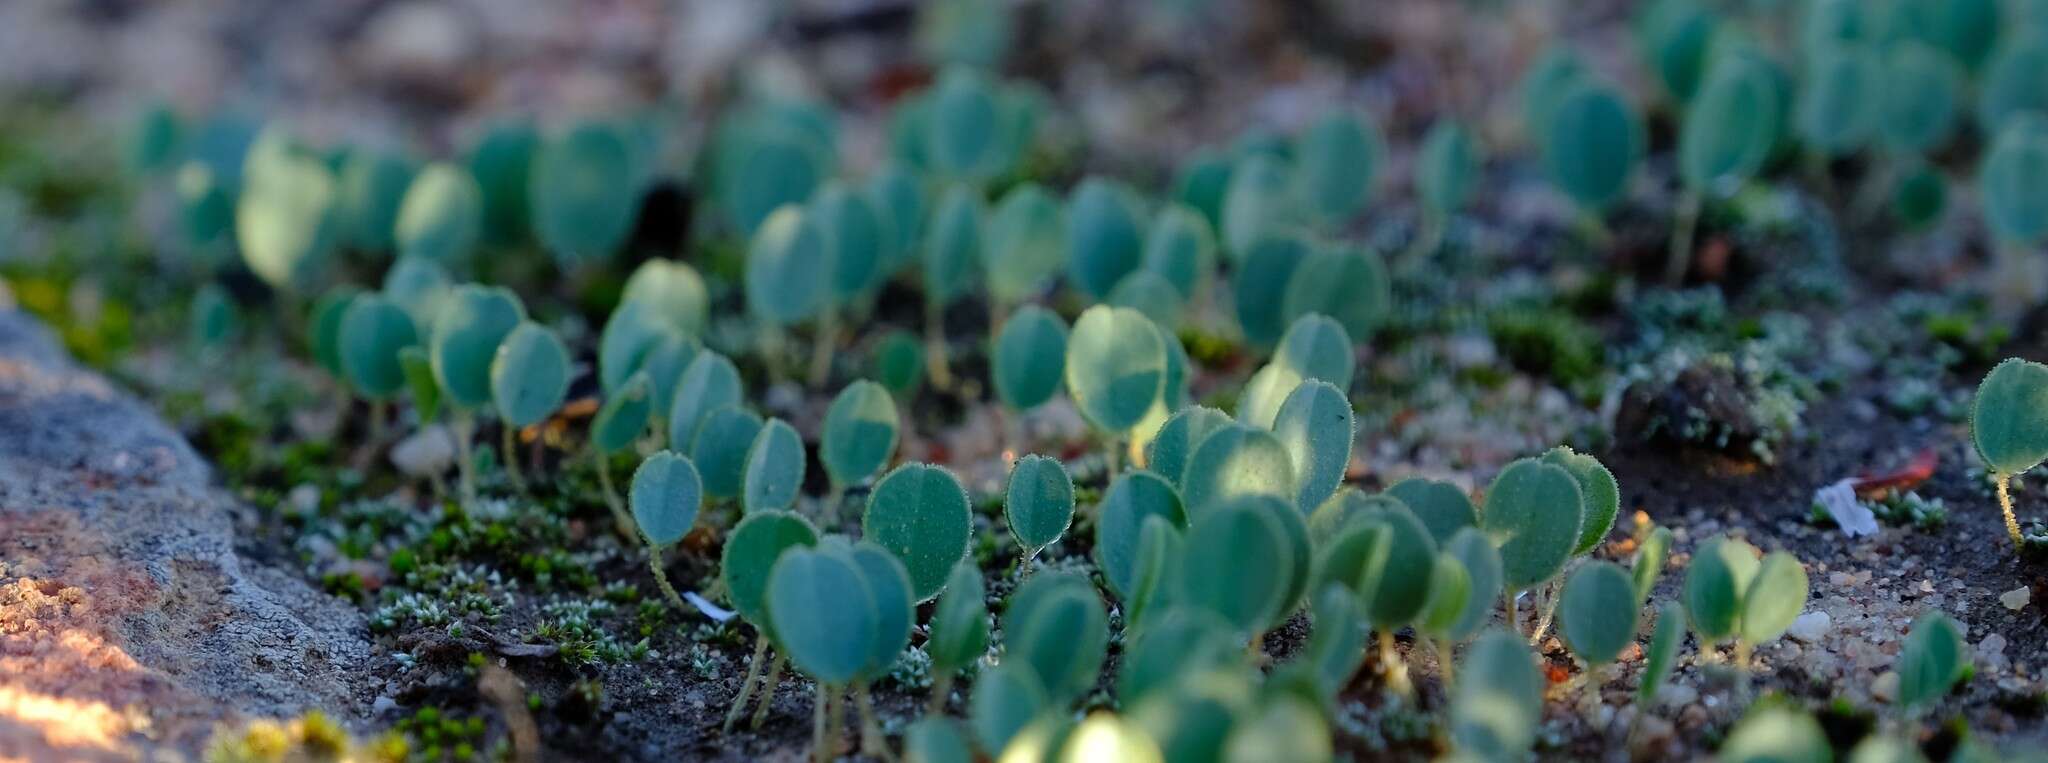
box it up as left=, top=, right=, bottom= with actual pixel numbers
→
left=79, top=0, right=2048, bottom=760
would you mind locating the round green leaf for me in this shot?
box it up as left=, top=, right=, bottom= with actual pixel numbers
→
left=1180, top=424, right=1295, bottom=519
left=1231, top=235, right=1310, bottom=348
left=923, top=184, right=983, bottom=306
left=309, top=286, right=361, bottom=377
left=1125, top=515, right=1185, bottom=631
left=1683, top=534, right=1762, bottom=642
left=667, top=350, right=744, bottom=450
left=1481, top=458, right=1585, bottom=592
left=866, top=164, right=924, bottom=268
left=871, top=329, right=925, bottom=398
left=904, top=718, right=974, bottom=763
left=1293, top=110, right=1380, bottom=225
left=1519, top=47, right=1591, bottom=146
left=928, top=561, right=989, bottom=673
left=1140, top=205, right=1215, bottom=303
left=1540, top=445, right=1620, bottom=556
left=812, top=181, right=888, bottom=300
left=1897, top=611, right=1969, bottom=710
left=847, top=541, right=915, bottom=679
left=1065, top=177, right=1145, bottom=300
left=1221, top=154, right=1302, bottom=262
left=237, top=143, right=339, bottom=292
left=428, top=284, right=526, bottom=410
left=529, top=121, right=638, bottom=264
left=620, top=259, right=710, bottom=339
left=1450, top=629, right=1543, bottom=761
left=1282, top=245, right=1391, bottom=342
left=466, top=119, right=536, bottom=245
left=1386, top=478, right=1477, bottom=546
left=1542, top=81, right=1643, bottom=210
left=1299, top=585, right=1369, bottom=699
left=1739, top=550, right=1808, bottom=646
left=1064, top=305, right=1167, bottom=435
left=1420, top=554, right=1473, bottom=640
left=744, top=205, right=832, bottom=326
left=743, top=418, right=806, bottom=514
left=1980, top=33, right=2048, bottom=130
left=1978, top=118, right=2048, bottom=245
left=1633, top=525, right=1674, bottom=603
left=765, top=547, right=876, bottom=686
left=1679, top=57, right=1781, bottom=190
left=630, top=451, right=702, bottom=547
left=983, top=183, right=1066, bottom=303
left=1719, top=705, right=1830, bottom=763
left=1095, top=470, right=1188, bottom=602
left=1118, top=608, right=1241, bottom=705
left=1442, top=527, right=1503, bottom=641
left=1640, top=600, right=1685, bottom=705
left=861, top=463, right=973, bottom=602
left=822, top=380, right=900, bottom=488
left=717, top=118, right=827, bottom=238
left=1347, top=499, right=1438, bottom=629
left=1174, top=148, right=1233, bottom=231
left=992, top=305, right=1068, bottom=412
left=382, top=255, right=453, bottom=334
left=1178, top=494, right=1298, bottom=635
left=1890, top=163, right=1947, bottom=231
left=1107, top=270, right=1186, bottom=330
left=1270, top=380, right=1353, bottom=513
left=721, top=509, right=819, bottom=636
left=1005, top=573, right=1109, bottom=703
left=489, top=322, right=570, bottom=428
left=690, top=406, right=763, bottom=501
left=1972, top=358, right=2048, bottom=474
left=335, top=149, right=412, bottom=252
left=1146, top=406, right=1233, bottom=488
left=969, top=661, right=1049, bottom=754
left=1880, top=44, right=1958, bottom=151
left=338, top=294, right=418, bottom=400
left=1558, top=560, right=1638, bottom=667
left=395, top=162, right=482, bottom=263
left=925, top=67, right=1005, bottom=181
left=1417, top=120, right=1480, bottom=217
left=1795, top=44, right=1883, bottom=157
left=1006, top=455, right=1075, bottom=552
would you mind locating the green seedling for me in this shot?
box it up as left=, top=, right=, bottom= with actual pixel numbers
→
left=870, top=329, right=925, bottom=399
left=1897, top=611, right=1969, bottom=714
left=529, top=120, right=639, bottom=264
left=465, top=119, right=536, bottom=245
left=1231, top=234, right=1311, bottom=348
left=743, top=418, right=806, bottom=514
left=1180, top=424, right=1296, bottom=519
left=589, top=371, right=652, bottom=533
left=399, top=347, right=440, bottom=426
left=338, top=295, right=418, bottom=411
left=1293, top=110, right=1381, bottom=226
left=1432, top=528, right=1504, bottom=669
left=1223, top=694, right=1330, bottom=763
left=991, top=305, right=1068, bottom=414
left=395, top=162, right=482, bottom=264
left=335, top=149, right=412, bottom=252
left=810, top=185, right=886, bottom=361
left=668, top=350, right=743, bottom=450
left=922, top=185, right=983, bottom=386
left=309, top=286, right=362, bottom=380
left=124, top=102, right=182, bottom=175
left=1639, top=600, right=1685, bottom=708
left=1891, top=163, right=1947, bottom=231
left=1450, top=629, right=1543, bottom=762
left=1636, top=0, right=1717, bottom=103
left=820, top=381, right=900, bottom=517
left=1481, top=458, right=1585, bottom=608
left=1979, top=118, right=2048, bottom=251
left=1332, top=498, right=1437, bottom=693
left=903, top=718, right=974, bottom=763
left=1979, top=32, right=2048, bottom=131
left=1413, top=120, right=1480, bottom=254
left=969, top=661, right=1049, bottom=755
left=1119, top=608, right=1243, bottom=705
left=1845, top=736, right=1929, bottom=763
left=714, top=106, right=830, bottom=239
left=866, top=164, right=924, bottom=270
left=1634, top=526, right=1674, bottom=603
left=1795, top=44, right=1882, bottom=158
left=984, top=183, right=1067, bottom=308
left=745, top=205, right=832, bottom=332
left=599, top=301, right=674, bottom=396
left=1065, top=176, right=1146, bottom=300
left=1064, top=305, right=1168, bottom=452
left=1281, top=244, right=1390, bottom=349
left=925, top=67, right=1006, bottom=182
left=1125, top=325, right=1190, bottom=463
left=382, top=256, right=451, bottom=334
left=1386, top=478, right=1477, bottom=545
left=429, top=284, right=526, bottom=504
left=1520, top=47, right=1590, bottom=145
left=1683, top=535, right=1809, bottom=669
left=1219, top=153, right=1302, bottom=264
left=1003, top=571, right=1109, bottom=705
left=1542, top=446, right=1620, bottom=556
left=862, top=463, right=973, bottom=602
left=1095, top=470, right=1187, bottom=603
left=635, top=334, right=699, bottom=417
left=1180, top=494, right=1303, bottom=641
left=1880, top=43, right=1958, bottom=156
left=1238, top=316, right=1352, bottom=429
left=1557, top=561, right=1639, bottom=670
left=1308, top=486, right=1396, bottom=537
left=1671, top=55, right=1781, bottom=284
left=1973, top=358, right=2048, bottom=548
left=238, top=131, right=340, bottom=292
left=1417, top=556, right=1471, bottom=676
left=1005, top=455, right=1075, bottom=566
left=764, top=545, right=875, bottom=763
left=1125, top=515, right=1185, bottom=631
left=189, top=284, right=236, bottom=350
left=1288, top=585, right=1370, bottom=700
left=720, top=509, right=819, bottom=730
left=844, top=541, right=915, bottom=760
left=1146, top=406, right=1233, bottom=487
left=690, top=406, right=763, bottom=502
left=1541, top=80, right=1643, bottom=217
left=1141, top=205, right=1216, bottom=305
left=1270, top=380, right=1353, bottom=513
left=1718, top=703, right=1830, bottom=763
left=629, top=451, right=702, bottom=611
left=926, top=561, right=988, bottom=714
left=620, top=259, right=710, bottom=340
left=1107, top=270, right=1186, bottom=330
left=488, top=322, right=570, bottom=489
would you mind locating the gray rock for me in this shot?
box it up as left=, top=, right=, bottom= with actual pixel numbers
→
left=0, top=310, right=372, bottom=760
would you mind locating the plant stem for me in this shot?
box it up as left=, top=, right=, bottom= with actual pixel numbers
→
left=1506, top=590, right=1521, bottom=637
left=1996, top=474, right=2024, bottom=548
left=724, top=636, right=769, bottom=732
left=751, top=653, right=787, bottom=729
left=811, top=682, right=829, bottom=763
left=925, top=299, right=953, bottom=391
left=1102, top=433, right=1122, bottom=477
left=928, top=671, right=954, bottom=716
left=808, top=308, right=838, bottom=389
left=502, top=424, right=528, bottom=493
left=1665, top=190, right=1702, bottom=287
left=1380, top=630, right=1411, bottom=696
left=1437, top=637, right=1455, bottom=685
left=825, top=685, right=846, bottom=757
left=645, top=544, right=687, bottom=612
left=824, top=483, right=845, bottom=532
left=596, top=450, right=635, bottom=539
left=854, top=683, right=892, bottom=761
left=452, top=410, right=479, bottom=508
left=369, top=399, right=388, bottom=446
left=1528, top=580, right=1561, bottom=647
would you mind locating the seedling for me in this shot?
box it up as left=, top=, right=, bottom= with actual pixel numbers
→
left=1794, top=44, right=1882, bottom=158
left=336, top=149, right=411, bottom=252
left=1064, top=305, right=1168, bottom=460
left=238, top=130, right=340, bottom=292
left=1682, top=535, right=1809, bottom=669
left=394, top=162, right=482, bottom=264
left=1480, top=458, right=1584, bottom=631
left=635, top=334, right=698, bottom=417
left=1180, top=424, right=1296, bottom=519
left=844, top=542, right=914, bottom=760
left=1979, top=120, right=2048, bottom=309
left=1636, top=0, right=1717, bottom=103
left=1094, top=470, right=1187, bottom=604
left=1145, top=406, right=1233, bottom=487
left=1971, top=358, right=2048, bottom=549
left=713, top=105, right=829, bottom=239
left=1335, top=498, right=1437, bottom=692
left=922, top=185, right=983, bottom=387
left=991, top=305, right=1068, bottom=415
left=743, top=418, right=806, bottom=514
left=383, top=256, right=451, bottom=334
left=924, top=67, right=1006, bottom=182
left=1124, top=516, right=1185, bottom=631
left=600, top=299, right=676, bottom=396
left=744, top=206, right=832, bottom=353
left=589, top=371, right=653, bottom=534
left=1718, top=703, right=1830, bottom=763
left=1413, top=120, right=1479, bottom=255
left=1541, top=80, right=1642, bottom=222
left=1281, top=244, right=1390, bottom=343
left=668, top=350, right=744, bottom=451
left=1671, top=54, right=1781, bottom=284
left=529, top=120, right=639, bottom=264
left=1979, top=32, right=2048, bottom=131
left=1520, top=47, right=1590, bottom=146
left=1181, top=494, right=1310, bottom=647
left=1292, top=110, right=1381, bottom=226
left=628, top=451, right=702, bottom=611
left=865, top=164, right=924, bottom=270
left=969, top=661, right=1049, bottom=755
left=1426, top=528, right=1504, bottom=679
left=1004, top=455, right=1074, bottom=568
left=1231, top=234, right=1311, bottom=348
left=1557, top=561, right=1638, bottom=671
left=620, top=259, right=710, bottom=340
left=1140, top=205, right=1215, bottom=304
left=1638, top=600, right=1685, bottom=708
left=309, top=286, right=362, bottom=381
left=1125, top=325, right=1190, bottom=465
left=1119, top=608, right=1243, bottom=704
left=337, top=296, right=419, bottom=436
left=926, top=561, right=988, bottom=714
left=1634, top=525, right=1674, bottom=603
left=465, top=119, right=536, bottom=245
left=1065, top=176, right=1146, bottom=300
left=984, top=183, right=1066, bottom=311
left=763, top=545, right=877, bottom=763
left=1876, top=43, right=1958, bottom=159
left=1107, top=270, right=1185, bottom=330
left=719, top=509, right=818, bottom=730
left=426, top=284, right=514, bottom=463
left=1450, top=629, right=1543, bottom=761
left=489, top=322, right=570, bottom=490
left=1542, top=446, right=1620, bottom=556
left=869, top=329, right=925, bottom=399
left=820, top=380, right=900, bottom=521
left=810, top=185, right=887, bottom=376
left=1270, top=379, right=1353, bottom=513
left=690, top=406, right=763, bottom=502
left=1003, top=571, right=1109, bottom=704
left=861, top=463, right=973, bottom=602
left=1897, top=611, right=1969, bottom=715
left=1221, top=153, right=1302, bottom=261
left=1386, top=478, right=1477, bottom=545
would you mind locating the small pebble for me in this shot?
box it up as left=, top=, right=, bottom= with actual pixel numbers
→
left=1787, top=611, right=1831, bottom=643
left=390, top=425, right=455, bottom=477
left=2000, top=586, right=2031, bottom=611
left=1871, top=671, right=1899, bottom=703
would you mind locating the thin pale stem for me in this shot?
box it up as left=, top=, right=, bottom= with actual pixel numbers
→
left=854, top=683, right=892, bottom=762
left=1506, top=590, right=1521, bottom=637
left=502, top=424, right=528, bottom=493
left=646, top=545, right=687, bottom=612
left=369, top=399, right=389, bottom=446
left=1380, top=630, right=1411, bottom=696
left=596, top=451, right=635, bottom=539
left=724, top=636, right=770, bottom=732
left=825, top=685, right=846, bottom=757
left=927, top=671, right=954, bottom=716
left=1529, top=580, right=1560, bottom=647
left=453, top=410, right=479, bottom=508
left=1436, top=637, right=1455, bottom=685
left=824, top=483, right=845, bottom=532
left=808, top=309, right=838, bottom=389
left=751, top=653, right=787, bottom=729
left=811, top=682, right=830, bottom=763
left=925, top=299, right=953, bottom=391
left=1102, top=433, right=1122, bottom=477
left=1665, top=190, right=1702, bottom=287
left=1997, top=475, right=2024, bottom=548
